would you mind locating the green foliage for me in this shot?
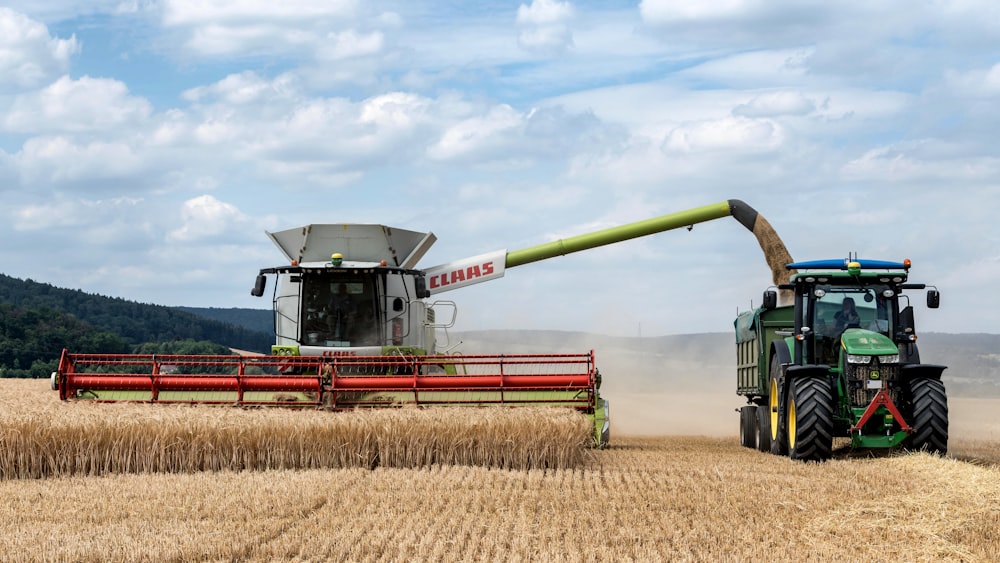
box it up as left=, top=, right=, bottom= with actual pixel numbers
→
left=0, top=273, right=272, bottom=353
left=132, top=340, right=233, bottom=356
left=176, top=307, right=272, bottom=335
left=0, top=303, right=130, bottom=378
left=0, top=274, right=275, bottom=378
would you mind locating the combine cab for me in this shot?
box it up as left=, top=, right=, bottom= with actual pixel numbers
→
left=735, top=258, right=947, bottom=461
left=53, top=200, right=796, bottom=449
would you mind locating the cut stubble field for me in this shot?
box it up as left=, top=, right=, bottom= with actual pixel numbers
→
left=2, top=378, right=999, bottom=562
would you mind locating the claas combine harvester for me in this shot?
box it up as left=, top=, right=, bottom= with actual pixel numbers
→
left=53, top=199, right=794, bottom=448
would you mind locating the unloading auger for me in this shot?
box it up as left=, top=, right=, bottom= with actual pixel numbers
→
left=53, top=200, right=792, bottom=448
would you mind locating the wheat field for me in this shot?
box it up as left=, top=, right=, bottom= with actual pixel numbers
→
left=1, top=379, right=999, bottom=562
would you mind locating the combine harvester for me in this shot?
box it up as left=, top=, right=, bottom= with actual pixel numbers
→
left=53, top=200, right=792, bottom=448
left=735, top=258, right=948, bottom=461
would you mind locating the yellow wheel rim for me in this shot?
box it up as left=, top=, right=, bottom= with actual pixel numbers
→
left=788, top=395, right=797, bottom=450
left=770, top=377, right=779, bottom=441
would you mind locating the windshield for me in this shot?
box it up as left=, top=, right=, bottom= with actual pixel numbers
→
left=813, top=284, right=893, bottom=338
left=300, top=273, right=380, bottom=347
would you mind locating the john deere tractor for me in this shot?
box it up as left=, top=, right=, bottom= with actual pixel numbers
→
left=735, top=258, right=947, bottom=461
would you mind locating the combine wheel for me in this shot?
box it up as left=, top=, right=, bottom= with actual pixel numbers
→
left=786, top=375, right=834, bottom=462
left=739, top=406, right=757, bottom=448
left=768, top=356, right=788, bottom=456
left=906, top=377, right=948, bottom=455
left=755, top=404, right=771, bottom=452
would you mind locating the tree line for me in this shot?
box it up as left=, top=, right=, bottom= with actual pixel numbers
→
left=0, top=274, right=273, bottom=378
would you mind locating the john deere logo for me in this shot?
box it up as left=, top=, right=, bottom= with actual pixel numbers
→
left=870, top=371, right=880, bottom=380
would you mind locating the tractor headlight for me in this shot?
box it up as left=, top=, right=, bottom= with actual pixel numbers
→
left=878, top=354, right=899, bottom=364
left=847, top=354, right=872, bottom=364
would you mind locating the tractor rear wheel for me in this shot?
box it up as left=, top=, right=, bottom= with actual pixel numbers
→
left=768, top=356, right=788, bottom=456
left=755, top=404, right=771, bottom=452
left=739, top=406, right=757, bottom=448
left=906, top=377, right=948, bottom=455
left=786, top=375, right=834, bottom=462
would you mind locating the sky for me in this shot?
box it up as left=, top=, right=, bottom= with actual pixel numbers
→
left=0, top=0, right=998, bottom=338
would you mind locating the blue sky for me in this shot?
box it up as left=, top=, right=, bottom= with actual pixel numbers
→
left=1, top=1, right=998, bottom=337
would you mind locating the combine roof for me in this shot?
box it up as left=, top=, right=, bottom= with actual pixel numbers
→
left=266, top=224, right=436, bottom=267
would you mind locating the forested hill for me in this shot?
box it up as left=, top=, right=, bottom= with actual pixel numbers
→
left=0, top=274, right=272, bottom=357
left=176, top=306, right=272, bottom=335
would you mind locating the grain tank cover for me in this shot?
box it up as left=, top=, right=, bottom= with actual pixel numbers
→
left=266, top=224, right=436, bottom=266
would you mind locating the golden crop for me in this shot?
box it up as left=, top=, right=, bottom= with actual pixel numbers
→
left=0, top=381, right=591, bottom=478
left=1, top=379, right=999, bottom=562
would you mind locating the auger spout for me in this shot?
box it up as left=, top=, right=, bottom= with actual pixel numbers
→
left=503, top=199, right=794, bottom=287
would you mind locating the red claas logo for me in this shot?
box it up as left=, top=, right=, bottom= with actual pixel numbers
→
left=429, top=261, right=496, bottom=289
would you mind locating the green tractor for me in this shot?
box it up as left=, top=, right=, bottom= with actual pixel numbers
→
left=735, top=258, right=947, bottom=461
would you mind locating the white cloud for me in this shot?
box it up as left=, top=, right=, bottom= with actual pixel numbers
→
left=3, top=75, right=152, bottom=133
left=428, top=104, right=523, bottom=161
left=17, top=136, right=142, bottom=184
left=733, top=91, right=815, bottom=117
left=316, top=29, right=384, bottom=61
left=159, top=0, right=363, bottom=59
left=161, top=0, right=356, bottom=26
left=841, top=142, right=1000, bottom=185
left=182, top=71, right=299, bottom=105
left=167, top=194, right=249, bottom=242
left=678, top=48, right=812, bottom=88
left=945, top=63, right=1000, bottom=98
left=639, top=0, right=763, bottom=22
left=0, top=8, right=79, bottom=92
left=517, top=0, right=574, bottom=55
left=13, top=196, right=144, bottom=233
left=517, top=0, right=573, bottom=25
left=663, top=116, right=783, bottom=153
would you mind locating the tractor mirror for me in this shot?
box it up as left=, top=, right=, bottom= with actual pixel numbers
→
left=927, top=289, right=940, bottom=309
left=393, top=297, right=405, bottom=312
left=762, top=290, right=777, bottom=310
left=251, top=274, right=266, bottom=297
left=899, top=305, right=915, bottom=334
left=415, top=276, right=431, bottom=299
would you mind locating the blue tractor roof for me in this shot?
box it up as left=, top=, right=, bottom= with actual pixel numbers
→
left=786, top=259, right=909, bottom=271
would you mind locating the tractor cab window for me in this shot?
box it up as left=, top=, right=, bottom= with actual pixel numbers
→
left=812, top=286, right=892, bottom=339
left=300, top=273, right=380, bottom=347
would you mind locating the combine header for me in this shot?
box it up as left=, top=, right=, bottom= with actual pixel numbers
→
left=53, top=199, right=793, bottom=448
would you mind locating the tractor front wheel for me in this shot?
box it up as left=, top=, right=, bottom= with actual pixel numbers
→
left=786, top=375, right=834, bottom=462
left=906, top=377, right=948, bottom=455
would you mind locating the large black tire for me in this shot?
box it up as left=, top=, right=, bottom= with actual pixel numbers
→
left=755, top=404, right=771, bottom=452
left=739, top=406, right=757, bottom=448
left=786, top=375, right=834, bottom=462
left=906, top=377, right=948, bottom=454
left=768, top=355, right=788, bottom=456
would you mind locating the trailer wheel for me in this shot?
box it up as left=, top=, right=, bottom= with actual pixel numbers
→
left=906, top=377, right=948, bottom=455
left=739, top=406, right=757, bottom=448
left=755, top=404, right=771, bottom=452
left=768, top=356, right=787, bottom=456
left=786, top=375, right=834, bottom=462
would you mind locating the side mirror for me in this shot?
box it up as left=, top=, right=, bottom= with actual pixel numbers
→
left=393, top=297, right=405, bottom=312
left=927, top=289, right=940, bottom=309
left=415, top=276, right=431, bottom=299
left=762, top=290, right=777, bottom=310
left=250, top=274, right=266, bottom=297
left=898, top=305, right=915, bottom=336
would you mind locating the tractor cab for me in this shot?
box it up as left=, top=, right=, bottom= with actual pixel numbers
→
left=765, top=258, right=940, bottom=370
left=251, top=224, right=445, bottom=357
